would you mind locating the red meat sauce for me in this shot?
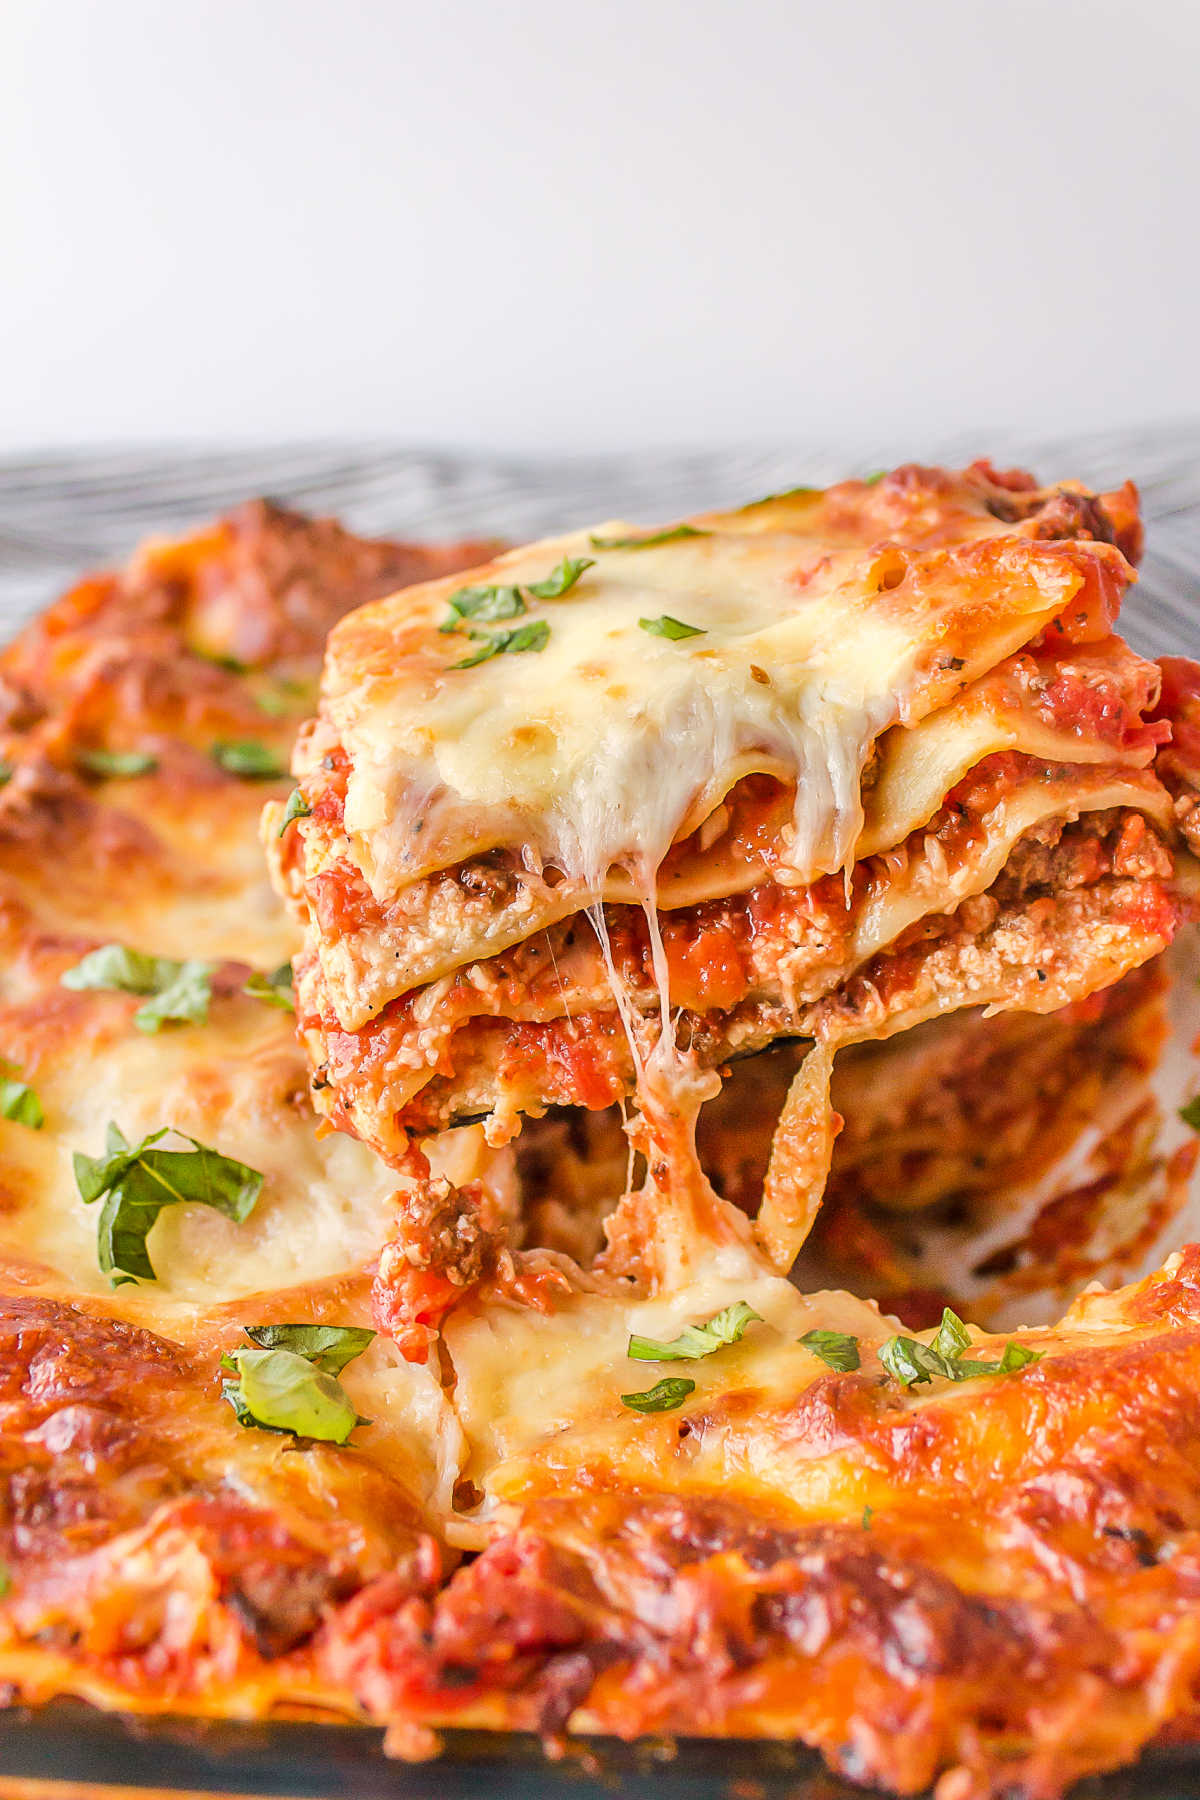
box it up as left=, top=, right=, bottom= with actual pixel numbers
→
left=294, top=621, right=1164, bottom=951
left=302, top=748, right=1150, bottom=1068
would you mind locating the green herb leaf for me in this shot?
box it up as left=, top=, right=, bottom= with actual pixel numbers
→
left=1180, top=1096, right=1200, bottom=1132
left=0, top=760, right=12, bottom=788
left=211, top=740, right=288, bottom=780
left=485, top=620, right=551, bottom=655
left=0, top=1559, right=11, bottom=1597
left=799, top=1328, right=861, bottom=1372
left=451, top=619, right=551, bottom=670
left=589, top=525, right=709, bottom=550
left=253, top=689, right=290, bottom=718
left=996, top=1341, right=1043, bottom=1374
left=452, top=637, right=501, bottom=669
left=0, top=1071, right=43, bottom=1130
left=193, top=649, right=249, bottom=674
left=74, top=1122, right=263, bottom=1285
left=132, top=962, right=214, bottom=1033
left=620, top=1376, right=696, bottom=1413
left=863, top=469, right=889, bottom=485
left=63, top=945, right=161, bottom=994
left=242, top=1322, right=375, bottom=1376
left=244, top=963, right=295, bottom=1012
left=932, top=1307, right=972, bottom=1362
left=628, top=1301, right=761, bottom=1363
left=278, top=787, right=311, bottom=837
left=76, top=748, right=158, bottom=779
left=878, top=1334, right=955, bottom=1388
left=62, top=945, right=214, bottom=1033
left=253, top=679, right=312, bottom=717
left=441, top=559, right=591, bottom=641
left=440, top=584, right=527, bottom=632
left=879, top=1321, right=1043, bottom=1388
left=738, top=485, right=821, bottom=510
left=222, top=1347, right=362, bottom=1444
left=524, top=556, right=595, bottom=599
left=861, top=1504, right=873, bottom=1530
left=638, top=615, right=706, bottom=641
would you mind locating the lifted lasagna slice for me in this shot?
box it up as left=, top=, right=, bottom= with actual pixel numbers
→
left=274, top=463, right=1191, bottom=1288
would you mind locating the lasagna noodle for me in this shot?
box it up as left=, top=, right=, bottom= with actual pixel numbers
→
left=805, top=961, right=1175, bottom=1318
left=507, top=960, right=1175, bottom=1323
left=295, top=766, right=1175, bottom=1146
left=310, top=475, right=1131, bottom=916
left=279, top=468, right=1183, bottom=1239
left=291, top=634, right=1165, bottom=1022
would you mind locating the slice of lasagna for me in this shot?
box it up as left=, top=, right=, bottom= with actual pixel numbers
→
left=275, top=463, right=1195, bottom=1302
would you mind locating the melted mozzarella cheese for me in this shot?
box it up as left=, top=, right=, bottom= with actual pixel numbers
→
left=321, top=511, right=1087, bottom=906
left=303, top=670, right=1160, bottom=1031
left=444, top=1242, right=898, bottom=1531
left=0, top=1000, right=400, bottom=1303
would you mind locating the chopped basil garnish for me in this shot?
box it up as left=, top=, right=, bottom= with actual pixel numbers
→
left=524, top=555, right=594, bottom=598
left=129, top=964, right=213, bottom=1033
left=211, top=740, right=288, bottom=779
left=440, top=557, right=591, bottom=642
left=76, top=748, right=158, bottom=779
left=863, top=469, right=888, bottom=486
left=452, top=619, right=551, bottom=670
left=879, top=1306, right=1042, bottom=1388
left=244, top=963, right=295, bottom=1012
left=879, top=1335, right=954, bottom=1388
left=620, top=1376, right=696, bottom=1413
left=1180, top=1096, right=1200, bottom=1132
left=861, top=1504, right=873, bottom=1530
left=932, top=1306, right=971, bottom=1361
left=628, top=1300, right=761, bottom=1363
left=0, top=760, right=12, bottom=788
left=243, top=1322, right=375, bottom=1374
left=589, top=525, right=709, bottom=550
left=638, top=614, right=706, bottom=641
left=253, top=691, right=289, bottom=718
left=799, top=1328, right=861, bottom=1372
left=994, top=1340, right=1043, bottom=1374
left=440, top=584, right=527, bottom=632
left=222, top=1348, right=361, bottom=1443
left=194, top=649, right=249, bottom=674
left=0, top=1065, right=43, bottom=1130
left=278, top=787, right=311, bottom=836
left=74, top=1123, right=263, bottom=1286
left=62, top=945, right=214, bottom=1033
left=739, top=484, right=821, bottom=510
left=222, top=1323, right=374, bottom=1443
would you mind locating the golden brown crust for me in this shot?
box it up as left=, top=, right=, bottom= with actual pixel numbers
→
left=321, top=1246, right=1200, bottom=1798
left=0, top=1291, right=442, bottom=1712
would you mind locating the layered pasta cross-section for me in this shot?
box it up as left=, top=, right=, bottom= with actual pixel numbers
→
left=275, top=463, right=1197, bottom=1333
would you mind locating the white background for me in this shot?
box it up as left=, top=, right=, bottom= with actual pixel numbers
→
left=2, top=0, right=1197, bottom=453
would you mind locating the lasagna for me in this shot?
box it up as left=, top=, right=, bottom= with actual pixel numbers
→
left=275, top=463, right=1192, bottom=1326
left=0, top=474, right=1198, bottom=1800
